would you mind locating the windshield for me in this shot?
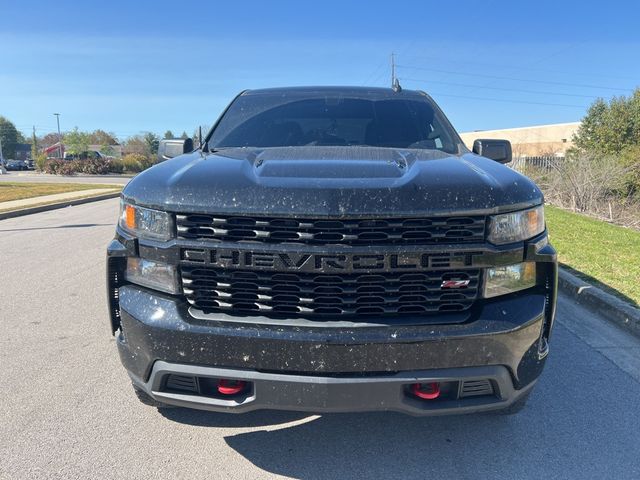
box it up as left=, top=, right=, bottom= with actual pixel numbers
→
left=208, top=91, right=463, bottom=154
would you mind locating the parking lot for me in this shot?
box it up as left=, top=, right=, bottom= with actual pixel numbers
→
left=1, top=199, right=639, bottom=480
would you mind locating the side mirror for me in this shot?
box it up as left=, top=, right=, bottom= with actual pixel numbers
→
left=158, top=138, right=194, bottom=162
left=472, top=139, right=512, bottom=164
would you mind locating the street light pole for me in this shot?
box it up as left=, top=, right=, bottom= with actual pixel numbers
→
left=53, top=113, right=62, bottom=158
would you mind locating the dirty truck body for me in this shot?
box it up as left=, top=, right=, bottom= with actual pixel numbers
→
left=108, top=87, right=557, bottom=416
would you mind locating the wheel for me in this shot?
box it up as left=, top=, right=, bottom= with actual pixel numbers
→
left=132, top=384, right=175, bottom=409
left=492, top=391, right=531, bottom=416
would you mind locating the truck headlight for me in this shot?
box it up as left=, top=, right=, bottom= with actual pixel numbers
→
left=488, top=205, right=544, bottom=245
left=484, top=262, right=536, bottom=298
left=125, top=257, right=180, bottom=294
left=119, top=201, right=173, bottom=241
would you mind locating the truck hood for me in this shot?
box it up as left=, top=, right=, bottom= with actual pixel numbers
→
left=122, top=146, right=543, bottom=217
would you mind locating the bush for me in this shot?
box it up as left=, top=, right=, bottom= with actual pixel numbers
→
left=617, top=145, right=640, bottom=198
left=42, top=154, right=157, bottom=175
left=545, top=151, right=627, bottom=212
left=43, top=159, right=66, bottom=174
left=107, top=159, right=124, bottom=174
left=43, top=159, right=102, bottom=175
left=35, top=153, right=48, bottom=172
left=75, top=158, right=110, bottom=175
left=121, top=153, right=154, bottom=173
left=59, top=162, right=78, bottom=176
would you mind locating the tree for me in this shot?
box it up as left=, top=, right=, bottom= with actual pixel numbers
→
left=0, top=116, right=20, bottom=159
left=180, top=131, right=189, bottom=139
left=163, top=130, right=174, bottom=139
left=39, top=132, right=61, bottom=149
left=89, top=129, right=119, bottom=146
left=573, top=88, right=640, bottom=154
left=571, top=88, right=640, bottom=199
left=123, top=135, right=148, bottom=156
left=64, top=127, right=91, bottom=156
left=143, top=132, right=160, bottom=155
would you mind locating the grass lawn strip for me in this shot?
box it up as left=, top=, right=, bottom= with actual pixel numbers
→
left=546, top=205, right=640, bottom=307
left=0, top=182, right=121, bottom=203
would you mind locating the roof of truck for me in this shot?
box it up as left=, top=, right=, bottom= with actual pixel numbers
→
left=241, top=86, right=427, bottom=98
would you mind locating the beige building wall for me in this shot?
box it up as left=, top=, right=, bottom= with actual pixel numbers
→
left=459, top=122, right=581, bottom=157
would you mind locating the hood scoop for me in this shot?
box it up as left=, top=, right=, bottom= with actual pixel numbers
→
left=251, top=146, right=417, bottom=179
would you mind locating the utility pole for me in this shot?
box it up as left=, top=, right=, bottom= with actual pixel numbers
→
left=0, top=137, right=4, bottom=172
left=53, top=113, right=62, bottom=158
left=31, top=126, right=38, bottom=162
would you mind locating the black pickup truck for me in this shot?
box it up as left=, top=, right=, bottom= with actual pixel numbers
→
left=107, top=86, right=557, bottom=416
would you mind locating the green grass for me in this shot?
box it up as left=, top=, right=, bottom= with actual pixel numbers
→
left=546, top=205, right=640, bottom=306
left=0, top=182, right=121, bottom=203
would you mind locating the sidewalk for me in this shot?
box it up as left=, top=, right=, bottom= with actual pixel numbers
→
left=0, top=188, right=120, bottom=212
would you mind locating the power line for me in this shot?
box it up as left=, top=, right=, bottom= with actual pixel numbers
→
left=400, top=77, right=601, bottom=99
left=396, top=64, right=632, bottom=92
left=412, top=88, right=587, bottom=109
left=361, top=56, right=388, bottom=86
left=368, top=68, right=388, bottom=87
left=398, top=53, right=640, bottom=82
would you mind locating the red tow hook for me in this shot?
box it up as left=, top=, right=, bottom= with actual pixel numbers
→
left=217, top=379, right=246, bottom=395
left=412, top=382, right=441, bottom=400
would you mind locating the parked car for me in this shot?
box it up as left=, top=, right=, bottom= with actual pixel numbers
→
left=64, top=150, right=105, bottom=161
left=6, top=159, right=29, bottom=171
left=108, top=86, right=557, bottom=416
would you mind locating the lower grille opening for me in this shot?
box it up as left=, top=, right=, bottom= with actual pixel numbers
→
left=165, top=374, right=199, bottom=393
left=459, top=379, right=494, bottom=398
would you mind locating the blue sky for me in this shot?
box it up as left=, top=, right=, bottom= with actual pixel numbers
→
left=1, top=0, right=639, bottom=140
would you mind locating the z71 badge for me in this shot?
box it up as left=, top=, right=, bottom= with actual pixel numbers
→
left=441, top=279, right=471, bottom=289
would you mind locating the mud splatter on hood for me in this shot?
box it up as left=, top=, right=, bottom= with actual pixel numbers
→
left=122, top=146, right=542, bottom=216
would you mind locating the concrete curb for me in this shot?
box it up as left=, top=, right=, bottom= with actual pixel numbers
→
left=558, top=268, right=640, bottom=338
left=0, top=191, right=121, bottom=220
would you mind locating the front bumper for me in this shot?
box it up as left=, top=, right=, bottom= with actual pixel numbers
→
left=133, top=361, right=536, bottom=416
left=109, top=230, right=557, bottom=416
left=116, top=280, right=552, bottom=415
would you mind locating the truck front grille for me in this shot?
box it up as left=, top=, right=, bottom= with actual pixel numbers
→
left=181, top=267, right=480, bottom=318
left=176, top=214, right=486, bottom=246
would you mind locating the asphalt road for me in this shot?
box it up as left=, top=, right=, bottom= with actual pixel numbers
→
left=1, top=199, right=639, bottom=480
left=0, top=170, right=132, bottom=185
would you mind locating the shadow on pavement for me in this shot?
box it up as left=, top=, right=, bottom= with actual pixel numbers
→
left=160, top=408, right=309, bottom=429
left=159, top=325, right=640, bottom=479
